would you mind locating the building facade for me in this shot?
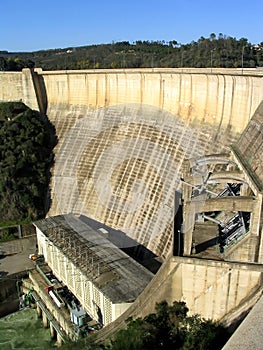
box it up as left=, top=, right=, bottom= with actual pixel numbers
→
left=34, top=214, right=153, bottom=326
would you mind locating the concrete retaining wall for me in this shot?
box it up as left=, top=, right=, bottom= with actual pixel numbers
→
left=95, top=255, right=263, bottom=343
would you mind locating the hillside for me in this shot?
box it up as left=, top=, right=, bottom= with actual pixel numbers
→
left=0, top=33, right=262, bottom=71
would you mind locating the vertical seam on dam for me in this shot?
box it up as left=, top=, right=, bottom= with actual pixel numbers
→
left=229, top=75, right=235, bottom=128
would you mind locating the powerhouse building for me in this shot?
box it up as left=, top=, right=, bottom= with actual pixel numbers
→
left=34, top=214, right=154, bottom=326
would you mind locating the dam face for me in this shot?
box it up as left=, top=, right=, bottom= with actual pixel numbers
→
left=1, top=68, right=263, bottom=259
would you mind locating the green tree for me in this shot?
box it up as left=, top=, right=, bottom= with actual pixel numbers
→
left=0, top=102, right=56, bottom=225
left=56, top=301, right=230, bottom=350
left=109, top=301, right=229, bottom=350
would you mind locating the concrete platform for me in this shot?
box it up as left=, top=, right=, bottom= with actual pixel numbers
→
left=0, top=236, right=36, bottom=276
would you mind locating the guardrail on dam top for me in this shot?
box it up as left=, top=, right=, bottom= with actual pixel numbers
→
left=0, top=68, right=262, bottom=259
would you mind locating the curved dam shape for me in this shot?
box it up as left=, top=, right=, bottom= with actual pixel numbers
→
left=1, top=68, right=263, bottom=259
left=51, top=103, right=206, bottom=258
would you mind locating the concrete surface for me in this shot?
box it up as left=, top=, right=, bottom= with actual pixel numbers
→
left=222, top=295, right=263, bottom=350
left=0, top=236, right=36, bottom=276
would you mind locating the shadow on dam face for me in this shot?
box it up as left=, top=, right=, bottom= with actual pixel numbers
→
left=50, top=103, right=233, bottom=258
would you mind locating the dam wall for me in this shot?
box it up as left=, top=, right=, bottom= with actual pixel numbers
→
left=0, top=69, right=40, bottom=111
left=95, top=256, right=263, bottom=343
left=41, top=68, right=263, bottom=258
left=0, top=71, right=23, bottom=102
left=1, top=68, right=262, bottom=258
left=1, top=68, right=263, bottom=340
left=40, top=68, right=263, bottom=135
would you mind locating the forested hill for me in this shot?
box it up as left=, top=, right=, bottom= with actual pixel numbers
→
left=1, top=33, right=262, bottom=71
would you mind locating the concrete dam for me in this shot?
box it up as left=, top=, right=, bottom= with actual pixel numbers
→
left=1, top=68, right=263, bottom=337
left=1, top=67, right=262, bottom=259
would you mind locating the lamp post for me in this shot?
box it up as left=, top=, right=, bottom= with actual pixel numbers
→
left=181, top=50, right=184, bottom=72
left=241, top=46, right=245, bottom=74
left=210, top=49, right=215, bottom=73
left=151, top=53, right=155, bottom=68
left=122, top=53, right=126, bottom=68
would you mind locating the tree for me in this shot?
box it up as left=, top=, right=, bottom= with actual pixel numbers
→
left=1, top=34, right=260, bottom=70
left=0, top=57, right=35, bottom=71
left=109, top=301, right=229, bottom=350
left=0, top=57, right=7, bottom=71
left=210, top=33, right=216, bottom=41
left=0, top=102, right=57, bottom=225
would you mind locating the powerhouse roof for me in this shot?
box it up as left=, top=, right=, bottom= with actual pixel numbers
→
left=34, top=214, right=154, bottom=303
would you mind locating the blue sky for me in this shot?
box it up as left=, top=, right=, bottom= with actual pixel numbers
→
left=1, top=0, right=262, bottom=52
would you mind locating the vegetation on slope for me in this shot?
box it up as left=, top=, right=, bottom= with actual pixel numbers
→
left=0, top=33, right=263, bottom=71
left=0, top=56, right=34, bottom=71
left=0, top=102, right=56, bottom=228
left=60, top=301, right=229, bottom=350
